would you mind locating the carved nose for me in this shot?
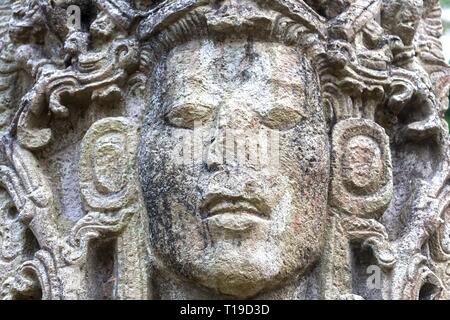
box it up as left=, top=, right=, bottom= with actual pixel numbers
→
left=205, top=106, right=255, bottom=171
left=205, top=111, right=229, bottom=171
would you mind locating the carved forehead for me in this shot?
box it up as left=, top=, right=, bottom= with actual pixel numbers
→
left=146, top=37, right=326, bottom=129
left=163, top=39, right=308, bottom=83
left=159, top=39, right=317, bottom=111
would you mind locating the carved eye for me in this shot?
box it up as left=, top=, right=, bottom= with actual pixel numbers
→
left=164, top=104, right=214, bottom=129
left=259, top=105, right=303, bottom=130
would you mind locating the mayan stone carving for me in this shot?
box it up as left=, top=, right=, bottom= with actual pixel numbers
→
left=0, top=0, right=449, bottom=300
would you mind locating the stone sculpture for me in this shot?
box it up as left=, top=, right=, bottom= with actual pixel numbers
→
left=0, top=0, right=449, bottom=300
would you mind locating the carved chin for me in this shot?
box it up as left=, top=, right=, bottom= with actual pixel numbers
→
left=193, top=248, right=285, bottom=298
left=200, top=266, right=277, bottom=298
left=200, top=248, right=320, bottom=298
left=155, top=239, right=318, bottom=298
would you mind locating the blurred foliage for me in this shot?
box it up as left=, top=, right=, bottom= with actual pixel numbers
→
left=441, top=1, right=450, bottom=130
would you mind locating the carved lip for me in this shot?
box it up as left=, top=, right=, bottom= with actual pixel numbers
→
left=206, top=213, right=268, bottom=232
left=201, top=194, right=270, bottom=220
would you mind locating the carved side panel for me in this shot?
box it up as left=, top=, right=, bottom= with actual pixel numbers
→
left=64, top=117, right=149, bottom=299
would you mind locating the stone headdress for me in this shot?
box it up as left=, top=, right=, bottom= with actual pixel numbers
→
left=0, top=0, right=448, bottom=300
left=95, top=0, right=140, bottom=31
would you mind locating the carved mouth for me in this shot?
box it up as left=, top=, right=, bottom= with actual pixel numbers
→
left=202, top=194, right=269, bottom=217
left=201, top=194, right=270, bottom=231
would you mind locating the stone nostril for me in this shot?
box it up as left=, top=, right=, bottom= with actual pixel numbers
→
left=205, top=139, right=223, bottom=171
left=6, top=206, right=18, bottom=220
left=244, top=181, right=257, bottom=194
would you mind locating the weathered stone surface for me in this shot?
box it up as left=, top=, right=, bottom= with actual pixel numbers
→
left=0, top=0, right=449, bottom=300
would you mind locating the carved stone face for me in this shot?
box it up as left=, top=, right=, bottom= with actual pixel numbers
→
left=381, top=0, right=423, bottom=44
left=9, top=1, right=45, bottom=44
left=139, top=38, right=330, bottom=297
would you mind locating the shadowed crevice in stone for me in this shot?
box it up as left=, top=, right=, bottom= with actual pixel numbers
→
left=86, top=239, right=117, bottom=300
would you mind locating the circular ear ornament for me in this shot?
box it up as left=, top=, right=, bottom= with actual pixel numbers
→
left=330, top=118, right=393, bottom=219
left=79, top=117, right=138, bottom=211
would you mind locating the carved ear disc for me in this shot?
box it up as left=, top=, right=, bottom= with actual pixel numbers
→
left=330, top=118, right=393, bottom=219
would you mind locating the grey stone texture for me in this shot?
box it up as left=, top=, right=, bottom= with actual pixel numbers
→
left=0, top=0, right=449, bottom=300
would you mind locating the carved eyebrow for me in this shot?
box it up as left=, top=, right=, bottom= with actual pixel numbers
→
left=170, top=75, right=206, bottom=88
left=163, top=103, right=215, bottom=129
left=165, top=101, right=214, bottom=111
left=163, top=96, right=217, bottom=114
left=164, top=78, right=219, bottom=110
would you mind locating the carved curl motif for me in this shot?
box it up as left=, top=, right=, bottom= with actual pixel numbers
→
left=0, top=0, right=448, bottom=300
